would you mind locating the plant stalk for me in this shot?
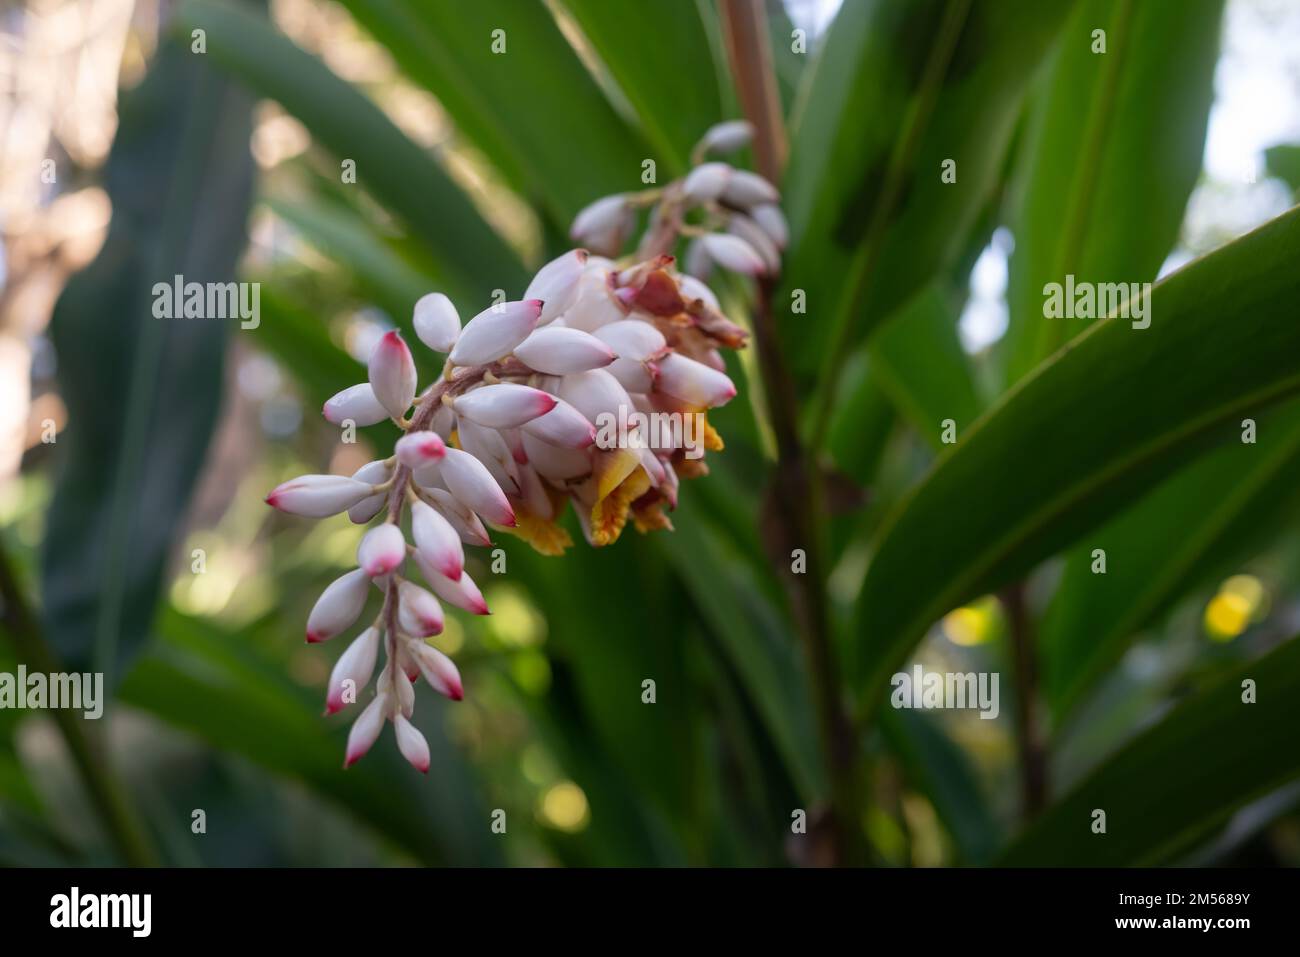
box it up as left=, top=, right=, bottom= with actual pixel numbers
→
left=1000, top=581, right=1047, bottom=818
left=0, top=538, right=159, bottom=866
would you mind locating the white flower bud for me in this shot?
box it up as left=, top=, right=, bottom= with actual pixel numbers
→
left=413, top=292, right=461, bottom=353
left=606, top=356, right=655, bottom=393
left=728, top=213, right=781, bottom=273
left=345, top=692, right=388, bottom=766
left=684, top=237, right=712, bottom=279
left=423, top=487, right=493, bottom=547
left=408, top=640, right=464, bottom=701
left=453, top=383, right=557, bottom=429
left=368, top=331, right=417, bottom=419
left=525, top=249, right=589, bottom=324
left=722, top=169, right=779, bottom=206
left=448, top=299, right=543, bottom=366
left=357, top=523, right=406, bottom=577
left=323, top=383, right=389, bottom=427
left=562, top=266, right=625, bottom=333
left=266, top=474, right=376, bottom=518
left=412, top=550, right=490, bottom=615
left=696, top=119, right=754, bottom=156
left=558, top=368, right=635, bottom=426
left=570, top=195, right=633, bottom=256
left=750, top=203, right=788, bottom=249
left=347, top=460, right=391, bottom=524
left=439, top=447, right=516, bottom=527
left=514, top=326, right=615, bottom=374
left=675, top=273, right=720, bottom=310
left=655, top=352, right=737, bottom=407
left=306, top=568, right=371, bottom=643
left=398, top=579, right=444, bottom=637
left=393, top=713, right=431, bottom=773
left=327, top=626, right=380, bottom=714
left=520, top=397, right=597, bottom=448
left=682, top=162, right=733, bottom=203
left=456, top=417, right=520, bottom=495
left=411, top=498, right=464, bottom=581
left=521, top=431, right=592, bottom=481
left=700, top=232, right=766, bottom=275
left=594, top=319, right=667, bottom=361
left=394, top=431, right=447, bottom=469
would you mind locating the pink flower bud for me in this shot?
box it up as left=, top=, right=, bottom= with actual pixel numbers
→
left=655, top=352, right=737, bottom=407
left=520, top=398, right=597, bottom=448
left=514, top=327, right=615, bottom=375
left=439, top=447, right=515, bottom=527
left=424, top=487, right=494, bottom=547
left=594, top=319, right=667, bottom=361
left=456, top=417, right=520, bottom=495
left=323, top=383, right=390, bottom=427
left=344, top=692, right=388, bottom=766
left=411, top=499, right=463, bottom=581
left=676, top=274, right=720, bottom=310
left=413, top=292, right=461, bottom=353
left=525, top=249, right=588, bottom=324
left=721, top=169, right=779, bottom=206
left=393, top=713, right=431, bottom=773
left=266, top=474, right=376, bottom=518
left=728, top=213, right=781, bottom=274
left=412, top=550, right=491, bottom=615
left=368, top=331, right=417, bottom=419
left=453, top=383, right=557, bottom=429
left=448, top=300, right=543, bottom=366
left=682, top=162, right=732, bottom=203
left=306, top=568, right=370, bottom=643
left=357, top=523, right=406, bottom=577
left=700, top=233, right=766, bottom=276
left=327, top=626, right=380, bottom=714
left=398, top=580, right=444, bottom=637
left=394, top=431, right=447, bottom=469
left=409, top=640, right=464, bottom=701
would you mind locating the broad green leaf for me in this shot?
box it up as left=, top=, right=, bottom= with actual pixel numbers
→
left=867, top=285, right=984, bottom=450
left=1000, top=636, right=1300, bottom=865
left=780, top=0, right=1073, bottom=391
left=851, top=204, right=1300, bottom=717
left=1043, top=401, right=1300, bottom=718
left=1265, top=143, right=1300, bottom=195
left=175, top=0, right=525, bottom=302
left=881, top=709, right=1002, bottom=864
left=120, top=610, right=499, bottom=865
left=251, top=287, right=364, bottom=408
left=558, top=0, right=725, bottom=170
left=1001, top=0, right=1223, bottom=384
left=40, top=36, right=254, bottom=681
left=336, top=0, right=648, bottom=226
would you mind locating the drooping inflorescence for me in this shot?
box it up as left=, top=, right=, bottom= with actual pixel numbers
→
left=266, top=120, right=784, bottom=770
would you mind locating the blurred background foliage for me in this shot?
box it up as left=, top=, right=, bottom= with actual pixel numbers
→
left=2, top=0, right=1300, bottom=867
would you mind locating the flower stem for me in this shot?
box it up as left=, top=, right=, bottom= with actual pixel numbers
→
left=0, top=538, right=159, bottom=866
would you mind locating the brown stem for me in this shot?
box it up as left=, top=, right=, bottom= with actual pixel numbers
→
left=720, top=1, right=861, bottom=865
left=1000, top=581, right=1047, bottom=818
left=0, top=538, right=159, bottom=865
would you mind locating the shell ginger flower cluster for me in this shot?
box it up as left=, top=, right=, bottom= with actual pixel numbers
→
left=266, top=120, right=783, bottom=771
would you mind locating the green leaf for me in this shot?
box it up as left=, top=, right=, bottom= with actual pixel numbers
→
left=867, top=285, right=984, bottom=450
left=851, top=204, right=1300, bottom=717
left=999, top=636, right=1300, bottom=865
left=336, top=0, right=649, bottom=226
left=559, top=0, right=725, bottom=170
left=175, top=0, right=525, bottom=302
left=1042, top=400, right=1300, bottom=717
left=1000, top=0, right=1223, bottom=384
left=40, top=36, right=254, bottom=680
left=780, top=0, right=1073, bottom=388
left=1265, top=143, right=1300, bottom=195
